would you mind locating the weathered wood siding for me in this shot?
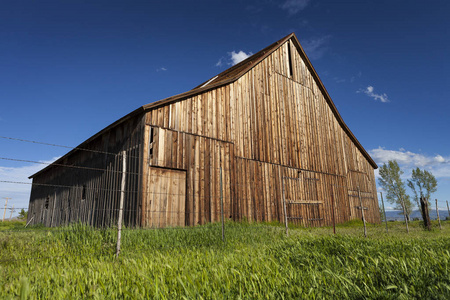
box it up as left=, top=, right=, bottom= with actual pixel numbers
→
left=145, top=167, right=186, bottom=227
left=143, top=38, right=380, bottom=226
left=141, top=126, right=232, bottom=226
left=28, top=36, right=379, bottom=228
left=27, top=116, right=145, bottom=227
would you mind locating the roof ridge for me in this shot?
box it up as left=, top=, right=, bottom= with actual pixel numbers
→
left=193, top=32, right=294, bottom=90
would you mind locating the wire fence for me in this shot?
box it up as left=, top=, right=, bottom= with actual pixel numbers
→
left=1, top=134, right=449, bottom=265
left=1, top=214, right=448, bottom=266
left=1, top=134, right=449, bottom=207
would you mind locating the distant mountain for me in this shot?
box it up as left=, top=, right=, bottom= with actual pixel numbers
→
left=384, top=209, right=449, bottom=221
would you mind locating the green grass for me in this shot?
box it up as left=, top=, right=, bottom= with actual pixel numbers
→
left=1, top=220, right=449, bottom=299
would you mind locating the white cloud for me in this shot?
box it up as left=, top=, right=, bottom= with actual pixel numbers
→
left=0, top=157, right=59, bottom=214
left=156, top=67, right=167, bottom=72
left=215, top=57, right=224, bottom=67
left=229, top=51, right=253, bottom=66
left=302, top=36, right=331, bottom=60
left=281, top=0, right=310, bottom=15
left=435, top=155, right=445, bottom=163
left=216, top=51, right=253, bottom=67
left=358, top=85, right=389, bottom=103
left=369, top=147, right=450, bottom=178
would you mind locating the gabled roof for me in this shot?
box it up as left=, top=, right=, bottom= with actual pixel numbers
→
left=30, top=33, right=376, bottom=179
left=142, top=33, right=377, bottom=169
left=141, top=34, right=294, bottom=112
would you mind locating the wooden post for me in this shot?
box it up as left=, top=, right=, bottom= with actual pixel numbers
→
left=282, top=176, right=288, bottom=236
left=116, top=151, right=126, bottom=259
left=399, top=195, right=409, bottom=233
left=380, top=192, right=388, bottom=233
left=331, top=185, right=336, bottom=234
left=447, top=201, right=450, bottom=221
left=51, top=191, right=57, bottom=227
left=358, top=187, right=367, bottom=238
left=420, top=196, right=431, bottom=231
left=436, top=199, right=441, bottom=230
left=25, top=216, right=34, bottom=227
left=2, top=197, right=10, bottom=222
left=9, top=205, right=14, bottom=220
left=220, top=167, right=225, bottom=242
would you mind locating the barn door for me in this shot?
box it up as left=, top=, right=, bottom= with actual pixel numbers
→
left=282, top=171, right=324, bottom=227
left=145, top=166, right=186, bottom=228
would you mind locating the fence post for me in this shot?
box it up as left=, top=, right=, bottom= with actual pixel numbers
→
left=281, top=176, right=288, bottom=236
left=2, top=197, right=10, bottom=222
left=116, top=150, right=126, bottom=259
left=51, top=191, right=57, bottom=227
left=9, top=205, right=14, bottom=221
left=25, top=216, right=34, bottom=227
left=420, top=196, right=431, bottom=231
left=436, top=199, right=441, bottom=230
left=399, top=195, right=409, bottom=233
left=331, top=185, right=336, bottom=234
left=358, top=187, right=367, bottom=237
left=447, top=201, right=450, bottom=221
left=380, top=192, right=388, bottom=233
left=220, top=167, right=225, bottom=242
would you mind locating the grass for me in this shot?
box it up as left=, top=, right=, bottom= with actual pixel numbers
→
left=1, top=220, right=449, bottom=299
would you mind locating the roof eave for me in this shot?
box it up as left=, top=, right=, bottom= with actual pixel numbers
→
left=29, top=106, right=146, bottom=179
left=288, top=35, right=378, bottom=169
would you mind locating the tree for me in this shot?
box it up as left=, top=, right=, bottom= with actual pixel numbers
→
left=378, top=160, right=413, bottom=221
left=407, top=168, right=437, bottom=207
left=18, top=209, right=28, bottom=220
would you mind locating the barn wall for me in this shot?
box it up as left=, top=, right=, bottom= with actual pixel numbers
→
left=146, top=38, right=380, bottom=225
left=27, top=116, right=145, bottom=227
left=141, top=126, right=232, bottom=226
left=233, top=158, right=355, bottom=226
left=143, top=39, right=379, bottom=225
left=143, top=38, right=379, bottom=225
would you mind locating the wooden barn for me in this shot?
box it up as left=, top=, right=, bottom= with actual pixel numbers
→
left=27, top=33, right=380, bottom=228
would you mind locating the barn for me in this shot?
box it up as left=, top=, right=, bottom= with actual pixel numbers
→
left=27, top=33, right=380, bottom=228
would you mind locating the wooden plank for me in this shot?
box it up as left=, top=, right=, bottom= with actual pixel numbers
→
left=205, top=138, right=211, bottom=223
left=199, top=136, right=205, bottom=224
left=194, top=136, right=200, bottom=225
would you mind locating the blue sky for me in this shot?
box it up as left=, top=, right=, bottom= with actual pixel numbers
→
left=1, top=0, right=449, bottom=216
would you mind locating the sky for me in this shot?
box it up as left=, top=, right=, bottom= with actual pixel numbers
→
left=1, top=0, right=449, bottom=217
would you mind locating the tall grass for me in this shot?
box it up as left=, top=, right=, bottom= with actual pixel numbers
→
left=1, top=220, right=449, bottom=299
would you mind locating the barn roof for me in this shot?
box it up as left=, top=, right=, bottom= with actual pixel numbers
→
left=141, top=33, right=378, bottom=169
left=30, top=33, right=376, bottom=179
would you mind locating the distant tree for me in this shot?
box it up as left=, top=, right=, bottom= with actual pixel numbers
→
left=378, top=160, right=413, bottom=220
left=407, top=168, right=437, bottom=207
left=18, top=209, right=28, bottom=220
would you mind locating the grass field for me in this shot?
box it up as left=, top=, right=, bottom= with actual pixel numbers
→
left=1, top=220, right=449, bottom=299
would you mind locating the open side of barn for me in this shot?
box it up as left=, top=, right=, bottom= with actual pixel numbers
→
left=27, top=114, right=146, bottom=227
left=27, top=33, right=380, bottom=228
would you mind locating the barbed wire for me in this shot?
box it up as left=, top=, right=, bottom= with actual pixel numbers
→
left=2, top=135, right=448, bottom=227
left=0, top=157, right=141, bottom=176
left=0, top=135, right=142, bottom=160
left=0, top=155, right=235, bottom=181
